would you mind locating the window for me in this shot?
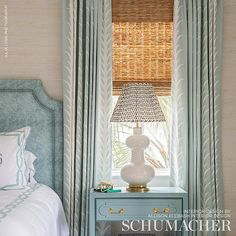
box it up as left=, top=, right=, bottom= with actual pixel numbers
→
left=111, top=0, right=173, bottom=186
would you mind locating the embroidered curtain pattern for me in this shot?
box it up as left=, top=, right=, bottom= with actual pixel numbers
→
left=170, top=0, right=224, bottom=235
left=63, top=0, right=112, bottom=235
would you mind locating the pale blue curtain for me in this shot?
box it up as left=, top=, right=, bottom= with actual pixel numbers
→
left=170, top=0, right=224, bottom=235
left=62, top=0, right=113, bottom=235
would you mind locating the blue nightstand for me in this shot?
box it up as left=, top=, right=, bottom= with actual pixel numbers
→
left=89, top=187, right=188, bottom=236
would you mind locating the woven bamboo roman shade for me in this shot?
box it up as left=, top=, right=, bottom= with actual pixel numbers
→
left=112, top=0, right=173, bottom=96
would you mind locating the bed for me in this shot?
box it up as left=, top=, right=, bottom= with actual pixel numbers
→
left=0, top=80, right=69, bottom=236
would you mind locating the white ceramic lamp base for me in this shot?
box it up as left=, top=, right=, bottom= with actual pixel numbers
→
left=120, top=126, right=155, bottom=192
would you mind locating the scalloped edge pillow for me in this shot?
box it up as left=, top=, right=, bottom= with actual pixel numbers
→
left=0, top=127, right=30, bottom=190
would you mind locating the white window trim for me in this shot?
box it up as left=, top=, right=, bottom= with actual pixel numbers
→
left=112, top=169, right=170, bottom=188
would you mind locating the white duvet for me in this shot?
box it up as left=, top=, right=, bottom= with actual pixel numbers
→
left=0, top=184, right=69, bottom=236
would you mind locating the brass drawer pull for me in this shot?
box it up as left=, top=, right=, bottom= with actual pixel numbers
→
left=163, top=208, right=170, bottom=213
left=109, top=208, right=125, bottom=214
left=153, top=208, right=159, bottom=214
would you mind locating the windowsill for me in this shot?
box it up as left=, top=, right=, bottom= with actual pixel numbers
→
left=112, top=169, right=170, bottom=188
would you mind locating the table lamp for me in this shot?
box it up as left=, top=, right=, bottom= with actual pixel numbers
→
left=111, top=83, right=165, bottom=192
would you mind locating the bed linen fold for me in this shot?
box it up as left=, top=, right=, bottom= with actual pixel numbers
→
left=0, top=183, right=69, bottom=236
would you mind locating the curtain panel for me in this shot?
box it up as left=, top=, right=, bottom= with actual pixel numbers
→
left=170, top=0, right=224, bottom=235
left=62, top=0, right=113, bottom=235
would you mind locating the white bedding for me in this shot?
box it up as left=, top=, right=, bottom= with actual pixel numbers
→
left=0, top=184, right=69, bottom=236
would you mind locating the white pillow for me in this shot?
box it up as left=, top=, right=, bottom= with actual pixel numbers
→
left=0, top=127, right=30, bottom=190
left=24, top=151, right=37, bottom=184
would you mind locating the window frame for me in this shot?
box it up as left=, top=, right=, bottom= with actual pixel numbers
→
left=111, top=0, right=173, bottom=187
left=112, top=169, right=170, bottom=187
left=111, top=96, right=171, bottom=187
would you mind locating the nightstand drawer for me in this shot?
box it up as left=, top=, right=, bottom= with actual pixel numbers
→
left=96, top=198, right=182, bottom=221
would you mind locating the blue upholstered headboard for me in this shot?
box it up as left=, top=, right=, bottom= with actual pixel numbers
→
left=0, top=80, right=63, bottom=198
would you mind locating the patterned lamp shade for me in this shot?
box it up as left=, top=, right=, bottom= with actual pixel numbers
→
left=111, top=83, right=165, bottom=122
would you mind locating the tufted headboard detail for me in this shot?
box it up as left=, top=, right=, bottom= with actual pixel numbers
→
left=0, top=80, right=63, bottom=198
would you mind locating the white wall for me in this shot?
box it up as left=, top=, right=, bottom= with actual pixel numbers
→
left=222, top=1, right=236, bottom=235
left=0, top=0, right=62, bottom=100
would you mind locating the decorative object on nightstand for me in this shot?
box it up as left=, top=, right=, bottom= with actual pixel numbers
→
left=111, top=83, right=165, bottom=192
left=94, top=182, right=122, bottom=193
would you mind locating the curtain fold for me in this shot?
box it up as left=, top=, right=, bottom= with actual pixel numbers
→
left=170, top=0, right=224, bottom=235
left=62, top=0, right=113, bottom=235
